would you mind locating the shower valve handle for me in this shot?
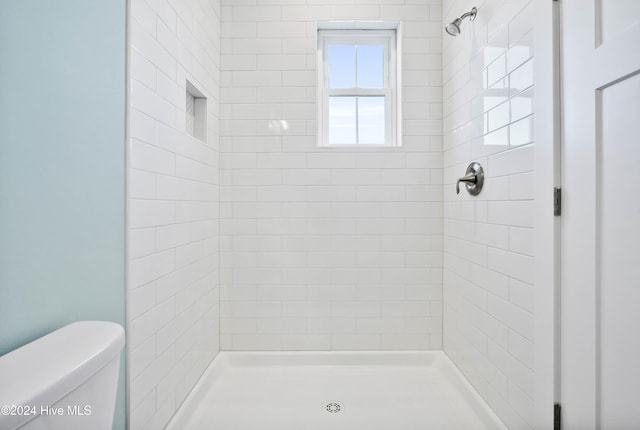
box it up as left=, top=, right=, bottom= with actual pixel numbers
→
left=456, top=162, right=484, bottom=196
left=456, top=174, right=477, bottom=194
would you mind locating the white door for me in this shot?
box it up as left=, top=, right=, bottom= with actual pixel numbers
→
left=561, top=0, right=640, bottom=428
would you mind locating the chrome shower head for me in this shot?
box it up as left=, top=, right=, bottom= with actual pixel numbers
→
left=445, top=19, right=462, bottom=36
left=445, top=7, right=477, bottom=36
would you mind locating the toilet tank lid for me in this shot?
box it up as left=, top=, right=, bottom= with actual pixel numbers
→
left=0, top=321, right=124, bottom=428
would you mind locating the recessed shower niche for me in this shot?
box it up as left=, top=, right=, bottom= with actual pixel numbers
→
left=186, top=80, right=207, bottom=142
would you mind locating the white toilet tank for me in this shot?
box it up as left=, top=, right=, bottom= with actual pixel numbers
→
left=0, top=321, right=125, bottom=430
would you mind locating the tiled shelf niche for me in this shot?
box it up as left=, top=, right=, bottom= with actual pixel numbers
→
left=186, top=80, right=207, bottom=142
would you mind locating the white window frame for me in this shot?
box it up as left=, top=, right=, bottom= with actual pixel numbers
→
left=317, top=28, right=401, bottom=147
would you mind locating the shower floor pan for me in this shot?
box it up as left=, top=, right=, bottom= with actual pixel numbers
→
left=166, top=351, right=507, bottom=430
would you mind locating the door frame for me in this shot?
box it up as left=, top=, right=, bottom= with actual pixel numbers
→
left=533, top=1, right=561, bottom=428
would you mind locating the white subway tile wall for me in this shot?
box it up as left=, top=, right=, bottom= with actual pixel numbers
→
left=128, top=0, right=221, bottom=428
left=220, top=1, right=443, bottom=351
left=442, top=0, right=534, bottom=428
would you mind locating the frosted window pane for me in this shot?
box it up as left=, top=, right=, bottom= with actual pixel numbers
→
left=329, top=97, right=357, bottom=144
left=357, top=45, right=384, bottom=88
left=328, top=45, right=355, bottom=88
left=358, top=97, right=385, bottom=144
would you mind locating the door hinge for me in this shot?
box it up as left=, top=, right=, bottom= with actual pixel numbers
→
left=554, top=403, right=561, bottom=430
left=554, top=187, right=561, bottom=216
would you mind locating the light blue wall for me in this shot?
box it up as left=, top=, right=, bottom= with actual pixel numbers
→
left=0, top=1, right=127, bottom=429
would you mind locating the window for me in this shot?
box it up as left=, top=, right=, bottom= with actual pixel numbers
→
left=317, top=28, right=400, bottom=147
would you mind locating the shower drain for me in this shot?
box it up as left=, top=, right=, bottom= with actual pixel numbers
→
left=324, top=402, right=343, bottom=413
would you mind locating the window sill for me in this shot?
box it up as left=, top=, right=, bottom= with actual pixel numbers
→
left=317, top=143, right=402, bottom=149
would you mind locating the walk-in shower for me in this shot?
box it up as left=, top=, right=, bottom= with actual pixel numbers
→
left=123, top=0, right=538, bottom=427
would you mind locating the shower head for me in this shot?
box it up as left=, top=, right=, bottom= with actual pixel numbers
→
left=445, top=7, right=477, bottom=36
left=445, top=19, right=462, bottom=36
